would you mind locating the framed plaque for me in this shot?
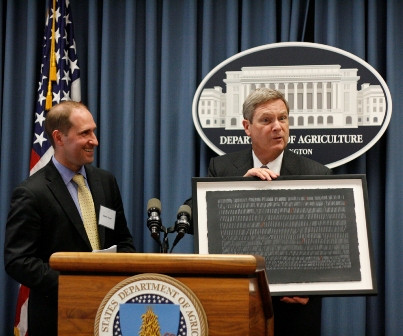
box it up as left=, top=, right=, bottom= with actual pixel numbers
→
left=192, top=174, right=377, bottom=296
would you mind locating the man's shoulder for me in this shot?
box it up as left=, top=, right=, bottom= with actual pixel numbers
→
left=211, top=148, right=251, bottom=163
left=283, top=149, right=332, bottom=175
left=85, top=164, right=112, bottom=175
left=208, top=148, right=252, bottom=177
left=84, top=165, right=117, bottom=182
left=19, top=161, right=55, bottom=185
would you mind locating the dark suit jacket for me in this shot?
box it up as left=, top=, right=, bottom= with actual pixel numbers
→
left=207, top=147, right=332, bottom=177
left=190, top=147, right=332, bottom=336
left=4, top=160, right=135, bottom=335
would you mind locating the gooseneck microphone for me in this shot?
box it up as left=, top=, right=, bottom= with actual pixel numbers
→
left=147, top=198, right=162, bottom=246
left=170, top=204, right=191, bottom=252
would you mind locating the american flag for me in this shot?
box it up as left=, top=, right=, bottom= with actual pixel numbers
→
left=14, top=0, right=81, bottom=334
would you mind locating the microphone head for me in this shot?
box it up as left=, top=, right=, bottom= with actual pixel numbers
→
left=177, top=204, right=191, bottom=219
left=147, top=198, right=161, bottom=213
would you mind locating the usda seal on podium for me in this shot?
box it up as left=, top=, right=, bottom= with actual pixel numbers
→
left=95, top=274, right=208, bottom=336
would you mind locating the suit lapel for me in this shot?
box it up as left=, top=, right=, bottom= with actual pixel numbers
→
left=280, top=149, right=298, bottom=176
left=45, top=162, right=93, bottom=249
left=85, top=165, right=106, bottom=249
left=232, top=148, right=253, bottom=175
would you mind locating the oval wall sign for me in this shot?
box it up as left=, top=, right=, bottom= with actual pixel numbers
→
left=192, top=42, right=392, bottom=168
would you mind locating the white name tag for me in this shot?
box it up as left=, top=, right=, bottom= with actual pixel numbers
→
left=99, top=205, right=116, bottom=230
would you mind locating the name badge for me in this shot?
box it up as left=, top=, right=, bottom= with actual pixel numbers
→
left=99, top=205, right=116, bottom=229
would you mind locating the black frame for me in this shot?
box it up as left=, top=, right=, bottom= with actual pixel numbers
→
left=192, top=174, right=377, bottom=296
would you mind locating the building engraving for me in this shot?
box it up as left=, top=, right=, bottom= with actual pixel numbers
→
left=198, top=65, right=385, bottom=130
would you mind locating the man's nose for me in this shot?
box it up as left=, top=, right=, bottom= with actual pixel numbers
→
left=90, top=133, right=99, bottom=146
left=272, top=119, right=281, bottom=130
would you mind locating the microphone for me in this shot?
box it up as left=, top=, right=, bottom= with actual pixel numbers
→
left=171, top=205, right=191, bottom=250
left=147, top=198, right=162, bottom=245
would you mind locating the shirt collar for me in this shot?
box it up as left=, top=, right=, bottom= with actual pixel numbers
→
left=52, top=156, right=87, bottom=184
left=252, top=150, right=284, bottom=175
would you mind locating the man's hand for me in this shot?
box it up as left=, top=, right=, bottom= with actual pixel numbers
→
left=280, top=296, right=309, bottom=305
left=243, top=167, right=279, bottom=180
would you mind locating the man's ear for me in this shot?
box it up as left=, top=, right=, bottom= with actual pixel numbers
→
left=53, top=130, right=63, bottom=146
left=242, top=119, right=251, bottom=136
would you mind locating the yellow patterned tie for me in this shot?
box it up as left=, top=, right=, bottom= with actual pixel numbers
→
left=72, top=174, right=100, bottom=250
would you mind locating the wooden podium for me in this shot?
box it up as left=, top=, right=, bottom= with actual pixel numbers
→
left=50, top=252, right=273, bottom=336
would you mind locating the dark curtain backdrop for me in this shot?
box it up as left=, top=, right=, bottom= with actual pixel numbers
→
left=1, top=0, right=402, bottom=335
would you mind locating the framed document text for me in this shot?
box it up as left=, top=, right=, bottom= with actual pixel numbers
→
left=192, top=175, right=377, bottom=296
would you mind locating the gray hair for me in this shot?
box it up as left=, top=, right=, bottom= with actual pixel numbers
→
left=242, top=87, right=290, bottom=122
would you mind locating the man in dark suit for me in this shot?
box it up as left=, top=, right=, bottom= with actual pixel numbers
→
left=190, top=87, right=332, bottom=335
left=4, top=101, right=136, bottom=335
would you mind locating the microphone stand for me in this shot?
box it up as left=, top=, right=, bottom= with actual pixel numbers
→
left=162, top=225, right=177, bottom=253
left=161, top=226, right=169, bottom=253
left=148, top=218, right=187, bottom=253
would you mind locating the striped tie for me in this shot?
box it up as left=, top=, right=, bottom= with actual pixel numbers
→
left=260, top=165, right=269, bottom=169
left=72, top=174, right=100, bottom=250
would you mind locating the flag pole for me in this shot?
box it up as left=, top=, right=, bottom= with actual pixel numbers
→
left=46, top=0, right=57, bottom=110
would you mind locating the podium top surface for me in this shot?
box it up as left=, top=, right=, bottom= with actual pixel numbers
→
left=50, top=252, right=266, bottom=275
